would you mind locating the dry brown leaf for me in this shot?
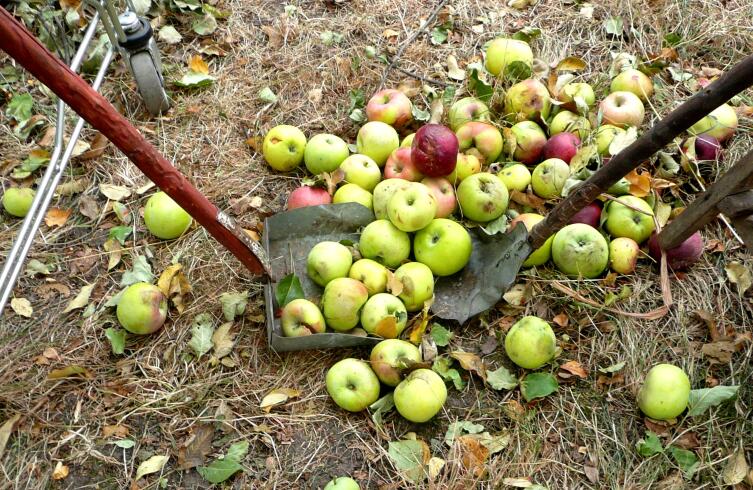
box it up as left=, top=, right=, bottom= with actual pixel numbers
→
left=0, top=414, right=21, bottom=461
left=559, top=360, right=588, bottom=379
left=52, top=461, right=69, bottom=480
left=510, top=190, right=547, bottom=214
left=103, top=425, right=128, bottom=438
left=556, top=56, right=587, bottom=72
left=48, top=365, right=93, bottom=380
left=407, top=299, right=432, bottom=344
left=386, top=270, right=404, bottom=296
left=644, top=418, right=671, bottom=436
left=456, top=435, right=489, bottom=478
left=584, top=464, right=599, bottom=484
left=78, top=196, right=99, bottom=220
left=44, top=208, right=72, bottom=227
left=397, top=79, right=421, bottom=98
left=673, top=431, right=700, bottom=450
left=261, top=25, right=282, bottom=48
left=103, top=238, right=123, bottom=271
left=211, top=323, right=236, bottom=359
left=723, top=449, right=749, bottom=485
left=260, top=388, right=300, bottom=413
left=704, top=239, right=725, bottom=253
left=382, top=28, right=399, bottom=39
left=552, top=312, right=569, bottom=327
left=701, top=340, right=735, bottom=364
left=56, top=178, right=87, bottom=196
left=177, top=423, right=215, bottom=470
left=38, top=127, right=56, bottom=147
left=450, top=351, right=487, bottom=381
left=307, top=88, right=323, bottom=104
left=693, top=310, right=720, bottom=341
left=725, top=262, right=752, bottom=295
left=625, top=169, right=651, bottom=197
left=596, top=372, right=624, bottom=389
left=502, top=400, right=526, bottom=421
left=188, top=55, right=209, bottom=74
left=79, top=133, right=109, bottom=160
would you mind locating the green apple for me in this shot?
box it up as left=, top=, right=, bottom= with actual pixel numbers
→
left=504, top=79, right=552, bottom=123
left=263, top=124, right=307, bottom=171
left=360, top=293, right=408, bottom=338
left=637, top=364, right=691, bottom=420
left=611, top=69, right=654, bottom=102
left=116, top=282, right=167, bottom=334
left=340, top=154, right=381, bottom=191
left=504, top=316, right=556, bottom=369
left=307, top=241, right=353, bottom=287
left=595, top=125, right=626, bottom=156
left=414, top=219, right=472, bottom=276
left=400, top=133, right=415, bottom=148
left=144, top=191, right=192, bottom=239
left=456, top=172, right=509, bottom=222
left=604, top=196, right=655, bottom=243
left=321, top=278, right=369, bottom=331
left=280, top=299, right=326, bottom=336
left=333, top=184, right=373, bottom=211
left=531, top=158, right=570, bottom=199
left=2, top=187, right=35, bottom=218
left=394, top=262, right=434, bottom=311
left=324, top=477, right=360, bottom=490
left=304, top=133, right=350, bottom=174
left=558, top=82, right=596, bottom=111
left=370, top=339, right=422, bottom=387
left=484, top=38, right=533, bottom=79
left=509, top=121, right=547, bottom=164
left=608, top=237, right=640, bottom=274
left=326, top=358, right=381, bottom=412
left=455, top=121, right=503, bottom=164
left=509, top=213, right=553, bottom=267
left=447, top=153, right=481, bottom=184
left=349, top=258, right=388, bottom=296
left=448, top=97, right=491, bottom=131
left=549, top=110, right=591, bottom=139
left=373, top=178, right=410, bottom=220
left=551, top=223, right=609, bottom=278
left=393, top=369, right=447, bottom=423
left=689, top=103, right=738, bottom=142
left=356, top=121, right=399, bottom=166
left=497, top=163, right=531, bottom=192
left=387, top=182, right=437, bottom=232
left=599, top=91, right=645, bottom=128
left=359, top=219, right=411, bottom=268
left=607, top=177, right=631, bottom=196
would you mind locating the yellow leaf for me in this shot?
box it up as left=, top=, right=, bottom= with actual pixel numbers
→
left=10, top=298, right=32, bottom=317
left=624, top=169, right=651, bottom=198
left=157, top=264, right=183, bottom=296
left=503, top=477, right=533, bottom=487
left=0, top=414, right=21, bottom=461
left=188, top=55, right=209, bottom=74
left=722, top=448, right=748, bottom=485
left=103, top=238, right=122, bottom=271
left=725, top=262, right=752, bottom=295
left=450, top=351, right=487, bottom=381
left=135, top=454, right=168, bottom=481
left=212, top=322, right=236, bottom=359
left=386, top=270, right=404, bottom=296
left=427, top=456, right=445, bottom=479
left=99, top=183, right=131, bottom=201
left=556, top=56, right=587, bottom=72
left=502, top=283, right=529, bottom=306
left=456, top=435, right=489, bottom=477
left=48, top=365, right=93, bottom=380
left=44, top=208, right=72, bottom=227
left=408, top=299, right=433, bottom=344
left=63, top=283, right=95, bottom=313
left=157, top=263, right=192, bottom=313
left=52, top=462, right=69, bottom=480
left=260, top=388, right=300, bottom=413
left=382, top=28, right=399, bottom=39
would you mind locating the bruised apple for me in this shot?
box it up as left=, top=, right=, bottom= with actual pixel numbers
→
left=497, top=164, right=531, bottom=193
left=373, top=178, right=410, bottom=220
left=360, top=293, right=408, bottom=338
left=504, top=79, right=552, bottom=123
left=281, top=299, right=326, bottom=336
left=116, top=282, right=168, bottom=334
left=609, top=237, right=640, bottom=274
left=509, top=121, right=547, bottom=164
left=384, top=147, right=423, bottom=181
left=387, top=182, right=437, bottom=232
left=370, top=339, right=421, bottom=386
left=359, top=219, right=411, bottom=268
left=411, top=124, right=459, bottom=177
left=366, top=89, right=413, bottom=128
left=394, top=262, right=434, bottom=311
left=349, top=259, right=389, bottom=296
left=455, top=122, right=503, bottom=164
left=457, top=172, right=509, bottom=222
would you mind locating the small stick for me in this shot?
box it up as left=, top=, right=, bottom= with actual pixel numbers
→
left=394, top=65, right=454, bottom=87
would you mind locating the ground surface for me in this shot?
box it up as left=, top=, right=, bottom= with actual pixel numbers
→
left=1, top=0, right=753, bottom=488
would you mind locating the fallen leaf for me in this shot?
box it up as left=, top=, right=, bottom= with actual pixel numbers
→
left=427, top=456, right=445, bottom=480
left=10, top=298, right=32, bottom=317
left=103, top=238, right=122, bottom=270
left=584, top=464, right=599, bottom=484
left=219, top=291, right=248, bottom=321
left=687, top=385, right=739, bottom=416
left=135, top=454, right=168, bottom=481
left=387, top=439, right=430, bottom=483
left=188, top=54, right=209, bottom=74
left=43, top=207, right=72, bottom=227
left=446, top=55, right=465, bottom=81
left=701, top=340, right=736, bottom=364
left=178, top=424, right=215, bottom=470
left=503, top=477, right=533, bottom=487
left=552, top=312, right=569, bottom=327
left=625, top=169, right=651, bottom=197
left=725, top=262, right=752, bottom=295
left=0, top=414, right=21, bottom=461
left=521, top=372, right=559, bottom=402
left=189, top=314, right=215, bottom=358
left=158, top=25, right=182, bottom=44
left=450, top=351, right=487, bottom=381
left=382, top=28, right=399, bottom=39
left=78, top=196, right=100, bottom=220
left=503, top=283, right=530, bottom=306
left=596, top=372, right=624, bottom=388
left=386, top=270, right=404, bottom=296
left=261, top=25, right=282, bottom=48
left=704, top=239, right=725, bottom=253
left=197, top=441, right=248, bottom=484
left=63, top=283, right=95, bottom=313
left=211, top=322, right=235, bottom=359
left=260, top=388, right=300, bottom=413
left=99, top=184, right=131, bottom=201
left=103, top=424, right=128, bottom=438
left=556, top=56, right=587, bottom=72
left=673, top=432, right=700, bottom=450
left=559, top=360, right=588, bottom=379
left=407, top=299, right=432, bottom=345
left=56, top=178, right=87, bottom=196
left=456, top=435, right=489, bottom=477
left=510, top=190, right=546, bottom=213
left=487, top=365, right=518, bottom=390
left=52, top=461, right=69, bottom=480
left=48, top=365, right=93, bottom=380
left=722, top=448, right=749, bottom=485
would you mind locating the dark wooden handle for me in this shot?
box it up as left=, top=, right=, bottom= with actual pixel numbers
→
left=529, top=53, right=753, bottom=249
left=0, top=8, right=268, bottom=277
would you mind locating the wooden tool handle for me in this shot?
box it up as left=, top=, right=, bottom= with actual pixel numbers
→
left=529, top=53, right=753, bottom=249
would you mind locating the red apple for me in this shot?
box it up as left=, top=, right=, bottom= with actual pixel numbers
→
left=384, top=147, right=423, bottom=181
left=287, top=186, right=332, bottom=210
left=421, top=177, right=457, bottom=218
left=569, top=202, right=602, bottom=228
left=366, top=89, right=413, bottom=128
left=411, top=124, right=459, bottom=177
left=647, top=230, right=704, bottom=271
left=682, top=135, right=722, bottom=162
left=542, top=132, right=580, bottom=164
left=509, top=121, right=547, bottom=165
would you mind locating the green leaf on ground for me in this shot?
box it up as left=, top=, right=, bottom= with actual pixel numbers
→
left=114, top=439, right=135, bottom=449
left=121, top=255, right=154, bottom=286
left=105, top=328, right=126, bottom=355
left=412, top=105, right=430, bottom=122
left=432, top=357, right=465, bottom=390
left=431, top=26, right=448, bottom=45
left=175, top=72, right=216, bottom=88
left=521, top=372, right=558, bottom=402
left=158, top=25, right=182, bottom=44
left=6, top=93, right=33, bottom=123
left=192, top=13, right=217, bottom=35
left=275, top=274, right=304, bottom=307
left=636, top=431, right=663, bottom=457
left=320, top=31, right=344, bottom=46
left=135, top=454, right=168, bottom=481
left=467, top=62, right=493, bottom=103
left=598, top=361, right=626, bottom=374
left=189, top=314, right=215, bottom=358
left=348, top=89, right=365, bottom=112
left=668, top=446, right=699, bottom=478
left=444, top=421, right=484, bottom=446
left=687, top=385, right=739, bottom=417
left=369, top=393, right=395, bottom=429
left=220, top=291, right=249, bottom=321
left=512, top=27, right=541, bottom=43
left=12, top=149, right=50, bottom=179
left=480, top=213, right=508, bottom=235
left=487, top=366, right=518, bottom=390
left=197, top=441, right=248, bottom=484
left=604, top=16, right=623, bottom=36
left=258, top=87, right=277, bottom=104
left=109, top=226, right=133, bottom=246
left=132, top=0, right=151, bottom=15
left=430, top=323, right=453, bottom=347
left=388, top=440, right=427, bottom=483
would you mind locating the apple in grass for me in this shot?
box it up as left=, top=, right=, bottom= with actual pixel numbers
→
left=326, top=358, right=381, bottom=412
left=603, top=196, right=655, bottom=243
left=595, top=125, right=626, bottom=156
left=609, top=237, right=640, bottom=274
left=600, top=91, right=645, bottom=128
left=455, top=122, right=503, bottom=164
left=384, top=148, right=423, bottom=182
left=280, top=299, right=326, bottom=337
left=414, top=219, right=472, bottom=276
left=2, top=187, right=35, bottom=218
left=484, top=38, right=533, bottom=79
left=144, top=191, right=192, bottom=239
left=504, top=316, right=556, bottom=369
left=349, top=259, right=389, bottom=296
left=610, top=69, right=654, bottom=102
left=394, top=262, right=434, bottom=311
left=509, top=121, right=547, bottom=164
left=504, top=79, right=552, bottom=123
left=542, top=132, right=580, bottom=164
left=116, top=282, right=167, bottom=334
left=448, top=97, right=491, bottom=131
left=340, top=154, right=382, bottom=191
left=263, top=124, right=307, bottom=172
left=356, top=121, right=400, bottom=166
left=387, top=182, right=437, bottom=232
left=557, top=82, right=596, bottom=111
left=365, top=89, right=413, bottom=128
left=307, top=241, right=353, bottom=287
left=689, top=103, right=738, bottom=142
left=304, top=133, right=349, bottom=174
left=497, top=164, right=531, bottom=192
left=411, top=124, right=459, bottom=177
left=400, top=133, right=415, bottom=148
left=370, top=339, right=421, bottom=387
left=373, top=178, right=410, bottom=220
left=531, top=158, right=570, bottom=199
left=648, top=230, right=704, bottom=271
left=421, top=177, right=456, bottom=218
left=456, top=172, right=509, bottom=222
left=359, top=219, right=411, bottom=268
left=549, top=110, right=591, bottom=140
left=324, top=477, right=361, bottom=490
left=360, top=293, right=408, bottom=338
left=394, top=369, right=447, bottom=423
left=333, top=184, right=373, bottom=211
left=509, top=213, right=554, bottom=267
left=287, top=186, right=332, bottom=210
left=551, top=223, right=609, bottom=278
left=682, top=135, right=722, bottom=161
left=637, top=364, right=691, bottom=421
left=321, top=278, right=369, bottom=331
left=569, top=201, right=602, bottom=228
left=447, top=153, right=481, bottom=184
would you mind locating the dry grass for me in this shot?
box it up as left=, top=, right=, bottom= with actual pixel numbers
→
left=1, top=0, right=753, bottom=488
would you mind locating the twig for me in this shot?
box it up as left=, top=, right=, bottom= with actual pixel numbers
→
left=394, top=65, right=454, bottom=87
left=550, top=281, right=669, bottom=320
left=378, top=0, right=451, bottom=90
